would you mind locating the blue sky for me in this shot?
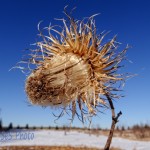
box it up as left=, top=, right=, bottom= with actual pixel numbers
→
left=0, top=0, right=150, bottom=128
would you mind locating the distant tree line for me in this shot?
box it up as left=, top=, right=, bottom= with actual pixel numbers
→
left=0, top=118, right=150, bottom=132
left=0, top=120, right=54, bottom=131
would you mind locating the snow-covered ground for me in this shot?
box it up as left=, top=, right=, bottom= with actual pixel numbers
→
left=0, top=130, right=150, bottom=150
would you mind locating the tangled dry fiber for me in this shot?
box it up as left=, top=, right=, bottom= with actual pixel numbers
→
left=24, top=11, right=127, bottom=123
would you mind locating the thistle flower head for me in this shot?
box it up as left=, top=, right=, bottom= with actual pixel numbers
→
left=24, top=10, right=127, bottom=123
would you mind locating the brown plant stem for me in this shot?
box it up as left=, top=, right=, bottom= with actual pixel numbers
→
left=104, top=94, right=122, bottom=150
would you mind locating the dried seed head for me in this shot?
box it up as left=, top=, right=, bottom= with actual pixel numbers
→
left=26, top=53, right=92, bottom=106
left=24, top=10, right=127, bottom=122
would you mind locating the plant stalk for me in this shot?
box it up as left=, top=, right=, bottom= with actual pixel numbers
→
left=104, top=94, right=122, bottom=150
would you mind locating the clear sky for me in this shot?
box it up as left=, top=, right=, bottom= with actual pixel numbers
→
left=0, top=0, right=150, bottom=129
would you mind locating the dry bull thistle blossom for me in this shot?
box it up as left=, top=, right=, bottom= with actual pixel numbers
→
left=22, top=10, right=128, bottom=125
left=17, top=8, right=130, bottom=149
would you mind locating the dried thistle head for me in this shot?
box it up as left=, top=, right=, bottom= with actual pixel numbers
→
left=24, top=10, right=127, bottom=123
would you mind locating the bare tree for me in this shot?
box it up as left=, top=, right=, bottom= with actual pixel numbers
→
left=0, top=109, right=3, bottom=131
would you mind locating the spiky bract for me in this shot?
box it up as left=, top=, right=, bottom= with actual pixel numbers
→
left=25, top=12, right=127, bottom=123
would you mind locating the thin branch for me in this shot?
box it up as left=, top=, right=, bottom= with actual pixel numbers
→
left=104, top=94, right=122, bottom=150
